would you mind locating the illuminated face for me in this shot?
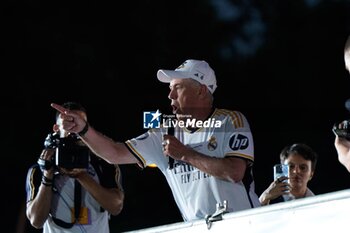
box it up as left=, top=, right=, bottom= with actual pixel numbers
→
left=168, top=78, right=201, bottom=119
left=284, top=153, right=313, bottom=191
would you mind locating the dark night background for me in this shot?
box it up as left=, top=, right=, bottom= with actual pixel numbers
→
left=3, top=0, right=350, bottom=232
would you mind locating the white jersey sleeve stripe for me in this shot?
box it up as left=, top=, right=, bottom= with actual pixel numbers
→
left=231, top=111, right=242, bottom=128
left=125, top=141, right=147, bottom=167
left=27, top=168, right=36, bottom=201
left=225, top=152, right=254, bottom=162
left=237, top=111, right=244, bottom=128
left=217, top=109, right=245, bottom=128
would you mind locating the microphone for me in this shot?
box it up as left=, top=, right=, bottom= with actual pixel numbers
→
left=167, top=126, right=175, bottom=169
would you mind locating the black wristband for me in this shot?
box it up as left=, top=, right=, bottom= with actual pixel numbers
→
left=41, top=176, right=53, bottom=187
left=41, top=181, right=52, bottom=187
left=78, top=122, right=89, bottom=137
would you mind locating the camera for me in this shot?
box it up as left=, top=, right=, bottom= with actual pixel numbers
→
left=332, top=120, right=350, bottom=140
left=44, top=133, right=89, bottom=169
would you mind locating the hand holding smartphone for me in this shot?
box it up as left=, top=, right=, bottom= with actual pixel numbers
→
left=273, top=164, right=289, bottom=183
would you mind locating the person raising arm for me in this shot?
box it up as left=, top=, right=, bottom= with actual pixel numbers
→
left=52, top=59, right=261, bottom=221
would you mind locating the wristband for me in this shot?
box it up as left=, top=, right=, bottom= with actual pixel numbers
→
left=42, top=176, right=53, bottom=187
left=78, top=122, right=89, bottom=137
left=41, top=181, right=52, bottom=187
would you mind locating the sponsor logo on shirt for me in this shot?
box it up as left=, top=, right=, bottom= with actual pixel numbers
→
left=229, top=133, right=249, bottom=150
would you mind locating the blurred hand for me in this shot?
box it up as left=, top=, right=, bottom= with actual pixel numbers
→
left=259, top=176, right=291, bottom=205
left=58, top=167, right=87, bottom=178
left=38, top=149, right=56, bottom=177
left=162, top=135, right=192, bottom=161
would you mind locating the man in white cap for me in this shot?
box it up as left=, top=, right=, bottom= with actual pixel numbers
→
left=51, top=59, right=261, bottom=222
left=334, top=36, right=350, bottom=172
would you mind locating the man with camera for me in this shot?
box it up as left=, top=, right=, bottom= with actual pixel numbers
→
left=334, top=35, right=350, bottom=173
left=25, top=102, right=124, bottom=233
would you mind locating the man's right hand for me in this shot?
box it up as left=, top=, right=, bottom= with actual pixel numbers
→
left=51, top=103, right=86, bottom=135
left=37, top=149, right=55, bottom=177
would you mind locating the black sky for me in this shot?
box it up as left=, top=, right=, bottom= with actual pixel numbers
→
left=4, top=0, right=350, bottom=232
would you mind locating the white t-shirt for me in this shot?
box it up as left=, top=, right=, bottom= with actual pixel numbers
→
left=126, top=108, right=261, bottom=221
left=42, top=168, right=110, bottom=233
left=26, top=157, right=120, bottom=233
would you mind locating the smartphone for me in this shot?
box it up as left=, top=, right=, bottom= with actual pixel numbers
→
left=273, top=164, right=289, bottom=183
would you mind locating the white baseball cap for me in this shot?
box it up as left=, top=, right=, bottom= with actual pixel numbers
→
left=157, top=59, right=217, bottom=94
